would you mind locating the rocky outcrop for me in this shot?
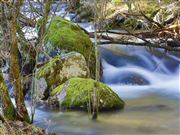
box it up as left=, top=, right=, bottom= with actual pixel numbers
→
left=51, top=77, right=125, bottom=111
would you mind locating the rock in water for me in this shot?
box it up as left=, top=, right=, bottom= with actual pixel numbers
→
left=37, top=52, right=89, bottom=99
left=51, top=77, right=125, bottom=111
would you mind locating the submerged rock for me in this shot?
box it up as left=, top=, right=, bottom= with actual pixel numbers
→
left=51, top=77, right=125, bottom=111
left=37, top=52, right=89, bottom=99
left=45, top=16, right=97, bottom=79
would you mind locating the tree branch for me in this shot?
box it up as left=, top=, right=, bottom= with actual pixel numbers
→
left=19, top=13, right=36, bottom=27
left=80, top=26, right=180, bottom=52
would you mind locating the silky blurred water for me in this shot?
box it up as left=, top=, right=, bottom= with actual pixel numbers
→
left=33, top=45, right=180, bottom=135
left=14, top=1, right=180, bottom=134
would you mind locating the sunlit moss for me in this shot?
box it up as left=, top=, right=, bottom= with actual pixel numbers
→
left=51, top=77, right=125, bottom=111
left=45, top=16, right=96, bottom=79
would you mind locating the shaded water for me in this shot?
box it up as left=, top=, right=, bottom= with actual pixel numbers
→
left=33, top=45, right=180, bottom=134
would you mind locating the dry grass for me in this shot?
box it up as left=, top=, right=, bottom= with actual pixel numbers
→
left=0, top=120, right=45, bottom=135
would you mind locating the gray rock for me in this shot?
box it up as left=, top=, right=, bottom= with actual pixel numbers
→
left=37, top=52, right=89, bottom=99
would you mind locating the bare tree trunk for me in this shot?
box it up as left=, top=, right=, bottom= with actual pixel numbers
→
left=0, top=4, right=11, bottom=51
left=92, top=0, right=100, bottom=120
left=37, top=0, right=52, bottom=45
left=0, top=70, right=16, bottom=120
left=30, top=0, right=52, bottom=123
left=10, top=0, right=30, bottom=123
left=10, top=22, right=30, bottom=123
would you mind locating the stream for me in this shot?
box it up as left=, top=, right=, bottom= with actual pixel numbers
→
left=25, top=1, right=179, bottom=134
left=33, top=45, right=179, bottom=134
left=1, top=1, right=179, bottom=134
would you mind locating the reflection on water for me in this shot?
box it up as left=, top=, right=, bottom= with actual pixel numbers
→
left=34, top=95, right=179, bottom=135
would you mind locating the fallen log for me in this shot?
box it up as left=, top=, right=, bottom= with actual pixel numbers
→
left=80, top=25, right=180, bottom=52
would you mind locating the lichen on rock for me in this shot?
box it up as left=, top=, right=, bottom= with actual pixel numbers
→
left=37, top=52, right=89, bottom=99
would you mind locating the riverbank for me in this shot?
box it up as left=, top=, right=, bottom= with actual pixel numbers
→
left=0, top=120, right=45, bottom=135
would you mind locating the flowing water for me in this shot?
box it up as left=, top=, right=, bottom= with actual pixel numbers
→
left=1, top=1, right=179, bottom=134
left=101, top=45, right=180, bottom=100
left=25, top=1, right=179, bottom=134
left=33, top=45, right=180, bottom=134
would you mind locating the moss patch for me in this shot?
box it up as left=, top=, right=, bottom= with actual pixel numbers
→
left=0, top=70, right=16, bottom=121
left=37, top=55, right=62, bottom=79
left=51, top=77, right=125, bottom=111
left=45, top=16, right=96, bottom=78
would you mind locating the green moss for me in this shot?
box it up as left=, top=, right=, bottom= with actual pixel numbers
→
left=37, top=55, right=62, bottom=79
left=3, top=104, right=15, bottom=121
left=0, top=70, right=16, bottom=121
left=45, top=16, right=96, bottom=79
left=112, top=0, right=123, bottom=4
left=37, top=55, right=64, bottom=89
left=51, top=78, right=125, bottom=111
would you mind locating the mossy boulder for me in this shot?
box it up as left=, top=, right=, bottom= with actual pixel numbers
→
left=37, top=52, right=89, bottom=99
left=45, top=16, right=96, bottom=79
left=51, top=78, right=125, bottom=111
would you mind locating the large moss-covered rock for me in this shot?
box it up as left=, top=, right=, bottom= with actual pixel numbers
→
left=45, top=16, right=96, bottom=79
left=37, top=52, right=89, bottom=99
left=51, top=78, right=125, bottom=111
